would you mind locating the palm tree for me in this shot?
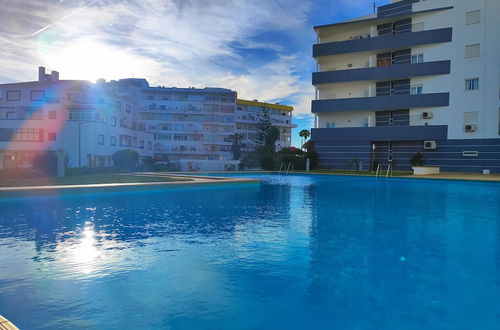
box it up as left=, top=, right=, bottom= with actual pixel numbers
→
left=230, top=133, right=244, bottom=160
left=299, top=129, right=311, bottom=147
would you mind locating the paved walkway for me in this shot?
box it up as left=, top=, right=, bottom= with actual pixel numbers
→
left=0, top=174, right=259, bottom=193
left=402, top=172, right=500, bottom=182
left=0, top=316, right=19, bottom=330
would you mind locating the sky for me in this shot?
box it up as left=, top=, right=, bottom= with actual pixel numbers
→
left=0, top=0, right=390, bottom=147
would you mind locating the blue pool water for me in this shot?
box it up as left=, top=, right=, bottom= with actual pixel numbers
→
left=1, top=174, right=500, bottom=329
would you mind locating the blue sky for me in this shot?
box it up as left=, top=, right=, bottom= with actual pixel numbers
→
left=0, top=0, right=390, bottom=147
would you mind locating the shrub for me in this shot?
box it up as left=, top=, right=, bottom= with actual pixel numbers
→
left=410, top=152, right=426, bottom=167
left=112, top=149, right=139, bottom=170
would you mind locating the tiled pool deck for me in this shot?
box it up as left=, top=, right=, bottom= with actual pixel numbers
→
left=403, top=172, right=500, bottom=182
left=0, top=315, right=19, bottom=330
left=0, top=173, right=259, bottom=194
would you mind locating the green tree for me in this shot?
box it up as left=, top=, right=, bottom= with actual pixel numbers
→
left=230, top=133, right=244, bottom=160
left=253, top=107, right=280, bottom=170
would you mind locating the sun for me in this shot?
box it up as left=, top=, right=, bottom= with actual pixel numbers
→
left=41, top=39, right=142, bottom=82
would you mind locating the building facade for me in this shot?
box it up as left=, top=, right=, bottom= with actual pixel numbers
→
left=0, top=67, right=153, bottom=170
left=311, top=0, right=500, bottom=173
left=106, top=79, right=241, bottom=171
left=236, top=99, right=295, bottom=153
left=0, top=68, right=296, bottom=171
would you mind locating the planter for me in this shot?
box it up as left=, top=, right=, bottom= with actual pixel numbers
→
left=412, top=166, right=440, bottom=175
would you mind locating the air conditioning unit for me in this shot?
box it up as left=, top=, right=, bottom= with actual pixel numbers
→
left=422, top=112, right=433, bottom=119
left=424, top=140, right=437, bottom=150
left=464, top=124, right=477, bottom=132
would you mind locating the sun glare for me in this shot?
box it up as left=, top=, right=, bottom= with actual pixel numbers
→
left=43, top=41, right=141, bottom=82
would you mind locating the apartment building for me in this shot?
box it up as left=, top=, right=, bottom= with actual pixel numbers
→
left=0, top=68, right=296, bottom=171
left=0, top=67, right=153, bottom=169
left=105, top=79, right=240, bottom=171
left=311, top=0, right=500, bottom=173
left=236, top=99, right=295, bottom=152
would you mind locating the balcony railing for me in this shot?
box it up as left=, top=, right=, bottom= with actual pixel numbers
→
left=313, top=28, right=452, bottom=57
left=313, top=60, right=450, bottom=85
left=312, top=93, right=450, bottom=113
left=311, top=125, right=448, bottom=142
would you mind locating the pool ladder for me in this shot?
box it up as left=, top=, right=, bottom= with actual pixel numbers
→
left=375, top=164, right=392, bottom=179
left=279, top=162, right=294, bottom=174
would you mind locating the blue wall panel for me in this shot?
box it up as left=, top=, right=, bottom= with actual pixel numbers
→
left=312, top=127, right=500, bottom=173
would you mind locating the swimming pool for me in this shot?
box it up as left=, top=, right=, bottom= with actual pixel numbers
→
left=1, top=174, right=499, bottom=329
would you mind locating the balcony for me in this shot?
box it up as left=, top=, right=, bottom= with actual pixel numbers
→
left=312, top=93, right=449, bottom=113
left=313, top=28, right=452, bottom=57
left=312, top=60, right=450, bottom=85
left=312, top=125, right=448, bottom=142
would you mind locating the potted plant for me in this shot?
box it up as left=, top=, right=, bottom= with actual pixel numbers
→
left=411, top=152, right=440, bottom=175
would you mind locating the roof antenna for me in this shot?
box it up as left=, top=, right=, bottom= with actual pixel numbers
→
left=373, top=2, right=376, bottom=13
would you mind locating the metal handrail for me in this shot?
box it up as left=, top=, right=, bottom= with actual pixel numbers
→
left=386, top=164, right=391, bottom=178
left=286, top=163, right=294, bottom=174
left=375, top=164, right=381, bottom=178
left=278, top=162, right=286, bottom=174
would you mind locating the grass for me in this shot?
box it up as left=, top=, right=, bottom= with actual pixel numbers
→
left=0, top=173, right=190, bottom=187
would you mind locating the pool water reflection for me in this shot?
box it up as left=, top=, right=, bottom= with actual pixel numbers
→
left=0, top=174, right=499, bottom=329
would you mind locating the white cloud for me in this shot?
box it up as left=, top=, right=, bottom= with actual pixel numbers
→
left=0, top=0, right=315, bottom=114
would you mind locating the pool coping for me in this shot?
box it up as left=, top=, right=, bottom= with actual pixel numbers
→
left=0, top=315, right=19, bottom=330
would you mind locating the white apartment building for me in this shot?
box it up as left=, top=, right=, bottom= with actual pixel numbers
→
left=0, top=67, right=153, bottom=169
left=0, top=68, right=296, bottom=172
left=105, top=79, right=241, bottom=171
left=236, top=99, right=295, bottom=152
left=311, top=0, right=500, bottom=173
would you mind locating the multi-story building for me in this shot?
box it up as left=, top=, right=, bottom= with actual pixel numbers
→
left=236, top=99, right=295, bottom=152
left=0, top=68, right=296, bottom=171
left=0, top=67, right=153, bottom=169
left=311, top=0, right=500, bottom=173
left=106, top=79, right=240, bottom=171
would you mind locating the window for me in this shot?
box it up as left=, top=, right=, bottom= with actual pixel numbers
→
left=6, top=90, right=20, bottom=101
left=465, top=78, right=479, bottom=90
left=98, top=134, right=104, bottom=145
left=465, top=10, right=480, bottom=25
left=68, top=108, right=92, bottom=121
left=156, top=133, right=171, bottom=141
left=119, top=135, right=131, bottom=147
left=148, top=141, right=152, bottom=150
left=173, top=134, right=188, bottom=141
left=30, top=90, right=44, bottom=101
left=111, top=116, right=116, bottom=126
left=146, top=95, right=154, bottom=100
left=465, top=44, right=480, bottom=58
left=115, top=101, right=121, bottom=109
left=0, top=128, right=43, bottom=142
left=48, top=111, right=57, bottom=119
left=140, top=140, right=144, bottom=149
left=326, top=122, right=335, bottom=128
left=48, top=132, right=56, bottom=141
left=126, top=104, right=131, bottom=113
left=411, top=53, right=424, bottom=63
left=159, top=105, right=166, bottom=110
left=111, top=136, right=116, bottom=146
left=410, top=85, right=423, bottom=95
left=24, top=108, right=43, bottom=120
left=498, top=108, right=500, bottom=135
